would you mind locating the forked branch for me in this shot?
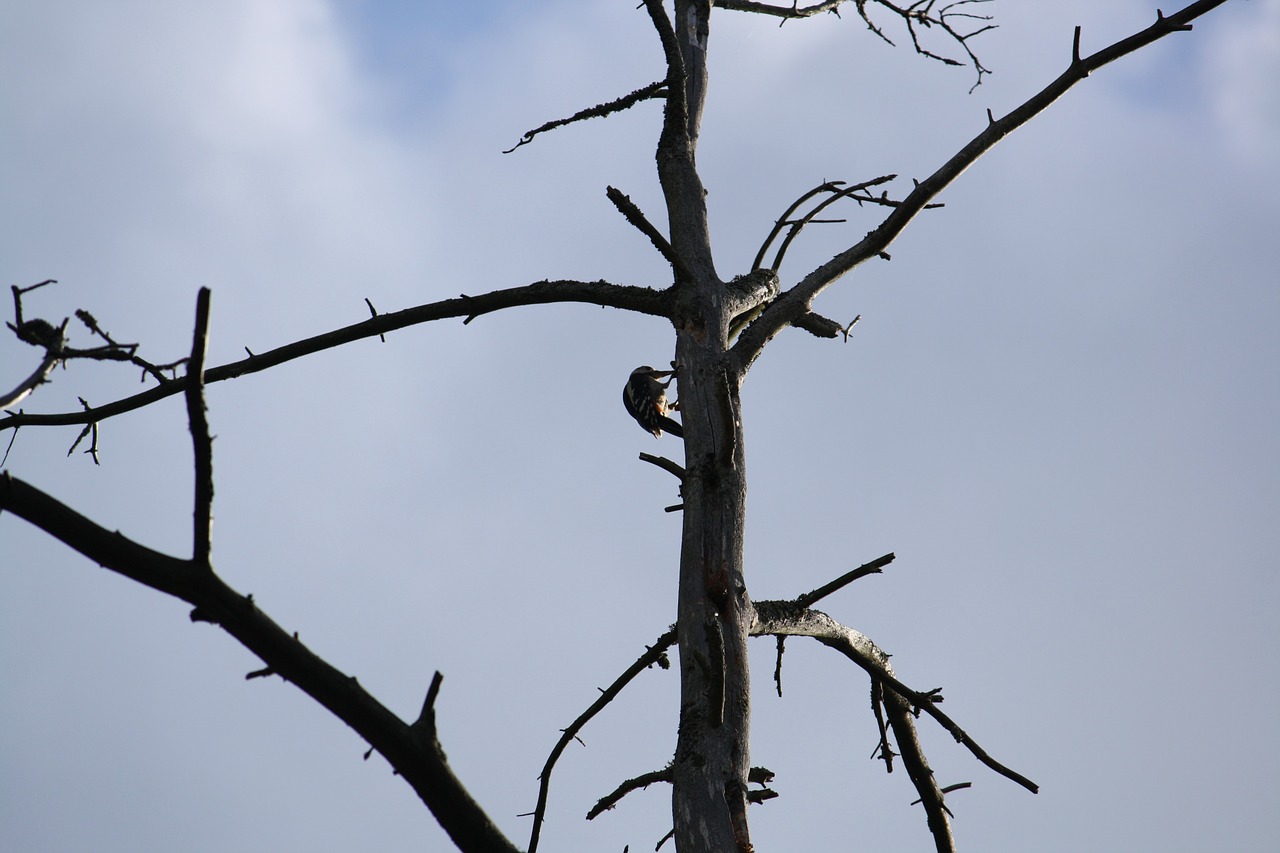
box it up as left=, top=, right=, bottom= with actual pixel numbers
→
left=714, top=0, right=995, bottom=88
left=752, top=600, right=1038, bottom=795
left=0, top=472, right=520, bottom=853
left=752, top=597, right=1039, bottom=853
left=731, top=0, right=1231, bottom=376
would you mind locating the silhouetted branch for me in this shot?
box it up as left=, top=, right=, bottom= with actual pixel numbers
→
left=639, top=452, right=686, bottom=481
left=505, top=80, right=667, bottom=152
left=713, top=0, right=995, bottom=88
left=64, top=398, right=99, bottom=465
left=759, top=176, right=902, bottom=273
left=731, top=0, right=1230, bottom=376
left=4, top=280, right=187, bottom=422
left=527, top=626, right=676, bottom=853
left=1, top=349, right=61, bottom=412
left=0, top=474, right=521, bottom=853
left=185, top=288, right=214, bottom=570
left=606, top=186, right=689, bottom=280
left=795, top=551, right=894, bottom=607
left=586, top=767, right=672, bottom=820
left=2, top=279, right=673, bottom=435
left=880, top=676, right=954, bottom=851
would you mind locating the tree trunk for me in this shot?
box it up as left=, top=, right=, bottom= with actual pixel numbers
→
left=656, top=2, right=754, bottom=849
left=670, top=345, right=753, bottom=853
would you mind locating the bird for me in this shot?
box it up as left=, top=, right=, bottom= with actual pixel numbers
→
left=623, top=365, right=683, bottom=438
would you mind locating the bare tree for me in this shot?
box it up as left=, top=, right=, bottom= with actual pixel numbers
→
left=0, top=2, right=1246, bottom=851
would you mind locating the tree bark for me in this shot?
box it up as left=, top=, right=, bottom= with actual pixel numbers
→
left=659, top=1, right=756, bottom=849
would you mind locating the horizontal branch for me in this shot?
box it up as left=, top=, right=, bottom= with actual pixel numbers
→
left=1, top=279, right=672, bottom=434
left=586, top=767, right=672, bottom=820
left=730, top=0, right=1229, bottom=375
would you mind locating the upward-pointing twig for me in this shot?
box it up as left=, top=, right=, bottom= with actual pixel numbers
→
left=185, top=287, right=214, bottom=570
left=606, top=186, right=691, bottom=281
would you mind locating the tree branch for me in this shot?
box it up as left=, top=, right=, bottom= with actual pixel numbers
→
left=880, top=678, right=954, bottom=853
left=713, top=0, right=995, bottom=89
left=1, top=349, right=62, bottom=412
left=527, top=626, right=677, bottom=853
left=794, top=551, right=894, bottom=608
left=185, top=288, right=214, bottom=569
left=1, top=279, right=673, bottom=435
left=730, top=0, right=1230, bottom=376
left=0, top=473, right=521, bottom=853
left=751, top=600, right=1038, bottom=794
left=606, top=186, right=690, bottom=281
left=586, top=767, right=672, bottom=820
left=504, top=80, right=668, bottom=153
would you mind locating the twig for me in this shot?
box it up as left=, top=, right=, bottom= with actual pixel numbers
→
left=795, top=551, right=894, bottom=608
left=911, top=781, right=971, bottom=806
left=638, top=452, right=686, bottom=481
left=606, top=186, right=689, bottom=280
left=364, top=298, right=386, bottom=342
left=767, top=177, right=898, bottom=272
left=65, top=399, right=100, bottom=465
left=752, top=180, right=845, bottom=271
left=504, top=80, right=667, bottom=153
left=773, top=635, right=785, bottom=696
left=586, top=767, right=672, bottom=820
left=412, top=671, right=445, bottom=733
left=713, top=0, right=995, bottom=88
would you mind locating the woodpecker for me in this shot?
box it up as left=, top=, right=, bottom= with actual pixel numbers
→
left=623, top=365, right=683, bottom=439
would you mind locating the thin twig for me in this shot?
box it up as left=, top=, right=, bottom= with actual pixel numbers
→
left=638, top=452, right=686, bottom=481
left=795, top=552, right=894, bottom=608
left=504, top=80, right=667, bottom=153
left=586, top=767, right=672, bottom=820
left=606, top=186, right=689, bottom=280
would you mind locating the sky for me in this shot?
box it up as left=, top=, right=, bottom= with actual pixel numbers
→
left=1, top=1, right=1277, bottom=851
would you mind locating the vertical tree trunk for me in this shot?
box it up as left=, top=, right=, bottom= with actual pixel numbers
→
left=670, top=346, right=753, bottom=853
left=655, top=3, right=754, bottom=849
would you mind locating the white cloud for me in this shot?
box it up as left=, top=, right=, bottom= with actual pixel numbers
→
left=1205, top=0, right=1280, bottom=166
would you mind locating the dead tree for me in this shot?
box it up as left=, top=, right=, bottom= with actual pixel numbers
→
left=0, top=2, right=1238, bottom=851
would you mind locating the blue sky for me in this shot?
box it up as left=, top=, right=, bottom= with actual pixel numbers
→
left=2, top=2, right=1278, bottom=851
